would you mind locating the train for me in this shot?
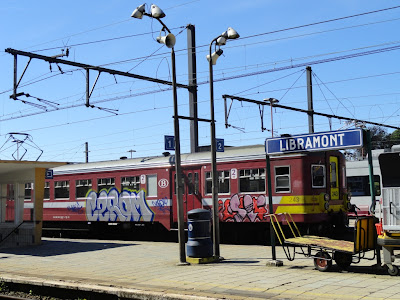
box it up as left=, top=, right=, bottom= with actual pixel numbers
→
left=346, top=149, right=382, bottom=217
left=346, top=145, right=400, bottom=219
left=20, top=144, right=351, bottom=241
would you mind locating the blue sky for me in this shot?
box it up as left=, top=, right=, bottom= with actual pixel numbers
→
left=0, top=1, right=399, bottom=162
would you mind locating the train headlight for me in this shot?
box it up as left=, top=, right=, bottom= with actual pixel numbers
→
left=324, top=202, right=330, bottom=210
left=323, top=193, right=330, bottom=202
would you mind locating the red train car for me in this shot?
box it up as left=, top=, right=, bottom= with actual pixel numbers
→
left=26, top=145, right=350, bottom=238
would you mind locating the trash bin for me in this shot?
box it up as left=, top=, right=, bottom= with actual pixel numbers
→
left=186, top=208, right=213, bottom=258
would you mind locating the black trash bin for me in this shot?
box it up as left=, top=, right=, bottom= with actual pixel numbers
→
left=186, top=208, right=213, bottom=258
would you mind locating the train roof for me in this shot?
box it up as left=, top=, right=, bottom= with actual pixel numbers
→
left=345, top=148, right=387, bottom=176
left=52, top=144, right=268, bottom=175
left=52, top=144, right=344, bottom=176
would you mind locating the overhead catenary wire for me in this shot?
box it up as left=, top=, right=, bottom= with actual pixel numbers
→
left=2, top=61, right=400, bottom=123
left=24, top=10, right=400, bottom=62
left=2, top=5, right=400, bottom=161
left=2, top=34, right=399, bottom=102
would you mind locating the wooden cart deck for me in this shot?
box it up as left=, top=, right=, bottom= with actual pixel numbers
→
left=285, top=235, right=354, bottom=253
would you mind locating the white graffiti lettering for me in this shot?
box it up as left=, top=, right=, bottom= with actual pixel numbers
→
left=86, top=188, right=154, bottom=222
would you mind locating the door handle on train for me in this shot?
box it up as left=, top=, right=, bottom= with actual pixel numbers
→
left=390, top=201, right=393, bottom=215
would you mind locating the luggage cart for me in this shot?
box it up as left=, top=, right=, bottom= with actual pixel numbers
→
left=270, top=213, right=377, bottom=272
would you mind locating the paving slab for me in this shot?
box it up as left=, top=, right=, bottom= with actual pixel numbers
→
left=0, top=237, right=398, bottom=299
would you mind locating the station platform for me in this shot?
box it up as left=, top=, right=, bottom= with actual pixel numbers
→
left=0, top=237, right=399, bottom=300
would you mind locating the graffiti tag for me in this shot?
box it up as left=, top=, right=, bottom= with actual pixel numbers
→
left=152, top=197, right=170, bottom=213
left=219, top=194, right=269, bottom=222
left=67, top=201, right=84, bottom=214
left=86, top=188, right=155, bottom=222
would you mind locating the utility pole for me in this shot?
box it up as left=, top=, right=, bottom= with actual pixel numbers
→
left=306, top=66, right=314, bottom=133
left=187, top=24, right=199, bottom=153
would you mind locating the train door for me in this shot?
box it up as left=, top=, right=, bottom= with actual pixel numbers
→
left=172, top=169, right=202, bottom=221
left=183, top=170, right=201, bottom=216
left=329, top=156, right=339, bottom=201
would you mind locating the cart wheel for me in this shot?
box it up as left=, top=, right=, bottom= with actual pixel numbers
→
left=314, top=251, right=332, bottom=272
left=387, top=265, right=399, bottom=276
left=334, top=252, right=352, bottom=270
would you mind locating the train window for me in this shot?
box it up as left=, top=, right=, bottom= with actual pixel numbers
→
left=97, top=178, right=115, bottom=191
left=187, top=173, right=200, bottom=195
left=76, top=179, right=92, bottom=198
left=44, top=182, right=50, bottom=200
left=194, top=172, right=199, bottom=195
left=54, top=180, right=70, bottom=199
left=239, top=168, right=265, bottom=193
left=147, top=175, right=157, bottom=197
left=330, top=161, right=337, bottom=188
left=188, top=173, right=193, bottom=195
left=275, top=166, right=290, bottom=193
left=311, top=165, right=326, bottom=188
left=205, top=171, right=230, bottom=194
left=174, top=174, right=185, bottom=194
left=347, top=175, right=381, bottom=196
left=24, top=183, right=33, bottom=200
left=121, top=176, right=140, bottom=191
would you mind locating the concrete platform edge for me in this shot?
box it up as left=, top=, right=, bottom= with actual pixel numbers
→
left=0, top=274, right=222, bottom=300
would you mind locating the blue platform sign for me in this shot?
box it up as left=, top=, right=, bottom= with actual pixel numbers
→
left=45, top=169, right=53, bottom=179
left=265, top=128, right=363, bottom=155
left=164, top=135, right=175, bottom=151
left=216, top=138, right=224, bottom=152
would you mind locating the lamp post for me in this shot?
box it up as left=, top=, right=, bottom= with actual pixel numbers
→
left=264, top=98, right=279, bottom=137
left=131, top=4, right=187, bottom=265
left=263, top=96, right=282, bottom=266
left=208, top=27, right=239, bottom=259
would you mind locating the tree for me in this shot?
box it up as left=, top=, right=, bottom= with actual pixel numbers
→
left=389, top=129, right=400, bottom=146
left=368, top=126, right=390, bottom=150
left=348, top=126, right=390, bottom=160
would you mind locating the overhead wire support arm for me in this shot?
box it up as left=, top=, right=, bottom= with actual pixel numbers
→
left=5, top=48, right=191, bottom=90
left=224, top=96, right=234, bottom=129
left=10, top=57, right=32, bottom=99
left=85, top=69, right=102, bottom=107
left=223, top=94, right=269, bottom=132
left=222, top=94, right=400, bottom=131
left=10, top=53, right=32, bottom=100
left=258, top=104, right=266, bottom=132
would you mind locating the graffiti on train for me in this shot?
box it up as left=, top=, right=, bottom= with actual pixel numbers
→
left=67, top=201, right=84, bottom=214
left=86, top=188, right=155, bottom=222
left=219, top=194, right=269, bottom=222
left=152, top=197, right=170, bottom=213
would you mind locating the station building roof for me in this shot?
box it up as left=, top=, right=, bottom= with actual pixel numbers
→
left=0, top=160, right=66, bottom=183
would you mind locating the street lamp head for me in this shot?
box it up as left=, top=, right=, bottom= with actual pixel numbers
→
left=216, top=36, right=227, bottom=46
left=222, top=27, right=240, bottom=40
left=157, top=32, right=176, bottom=48
left=207, top=49, right=223, bottom=65
left=150, top=4, right=166, bottom=18
left=131, top=3, right=146, bottom=19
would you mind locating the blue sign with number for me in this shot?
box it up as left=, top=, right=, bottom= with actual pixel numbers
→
left=265, top=128, right=363, bottom=155
left=45, top=169, right=53, bottom=179
left=165, top=135, right=175, bottom=151
left=216, top=138, right=224, bottom=152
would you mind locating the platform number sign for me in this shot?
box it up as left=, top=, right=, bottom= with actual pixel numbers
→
left=45, top=169, right=53, bottom=179
left=216, top=138, right=224, bottom=152
left=164, top=135, right=175, bottom=151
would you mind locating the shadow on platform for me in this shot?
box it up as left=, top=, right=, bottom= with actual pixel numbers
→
left=0, top=239, right=135, bottom=257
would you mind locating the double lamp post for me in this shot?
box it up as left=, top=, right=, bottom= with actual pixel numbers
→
left=131, top=3, right=239, bottom=262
